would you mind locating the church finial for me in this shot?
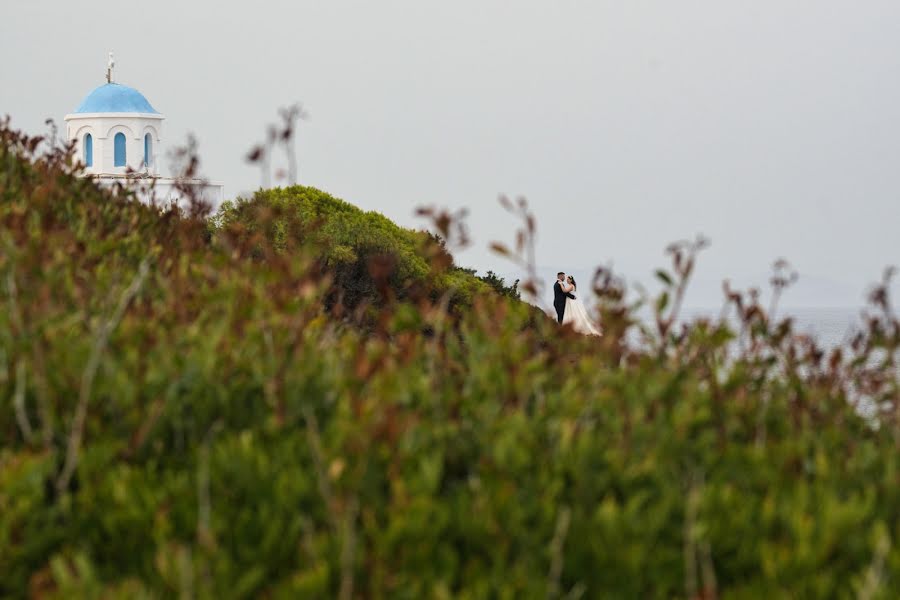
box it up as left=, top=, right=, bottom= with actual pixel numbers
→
left=106, top=52, right=115, bottom=84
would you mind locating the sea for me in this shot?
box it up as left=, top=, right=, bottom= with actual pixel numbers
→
left=679, top=307, right=864, bottom=349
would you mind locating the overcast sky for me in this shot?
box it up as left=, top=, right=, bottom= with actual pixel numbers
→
left=3, top=1, right=899, bottom=307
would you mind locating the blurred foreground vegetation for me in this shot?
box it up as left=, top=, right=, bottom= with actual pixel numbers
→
left=2, top=120, right=900, bottom=598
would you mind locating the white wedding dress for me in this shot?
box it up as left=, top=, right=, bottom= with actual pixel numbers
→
left=561, top=286, right=602, bottom=336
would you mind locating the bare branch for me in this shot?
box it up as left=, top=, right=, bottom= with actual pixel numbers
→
left=56, top=260, right=150, bottom=495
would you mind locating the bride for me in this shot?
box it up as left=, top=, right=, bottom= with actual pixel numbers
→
left=561, top=276, right=602, bottom=336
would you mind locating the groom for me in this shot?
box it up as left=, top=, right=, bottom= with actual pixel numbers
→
left=553, top=272, right=576, bottom=324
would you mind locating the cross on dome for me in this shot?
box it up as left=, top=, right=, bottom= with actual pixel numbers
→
left=106, top=51, right=115, bottom=84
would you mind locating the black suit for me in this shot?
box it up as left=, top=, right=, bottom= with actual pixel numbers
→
left=553, top=280, right=576, bottom=324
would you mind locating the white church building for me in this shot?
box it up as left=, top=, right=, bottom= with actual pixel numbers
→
left=65, top=54, right=224, bottom=207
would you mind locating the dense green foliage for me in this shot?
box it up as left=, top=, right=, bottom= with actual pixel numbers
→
left=2, top=121, right=900, bottom=598
left=468, top=269, right=521, bottom=301
left=214, top=188, right=490, bottom=316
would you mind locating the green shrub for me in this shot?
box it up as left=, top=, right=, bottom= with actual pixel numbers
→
left=214, top=187, right=491, bottom=315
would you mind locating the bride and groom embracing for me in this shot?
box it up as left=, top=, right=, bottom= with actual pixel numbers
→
left=553, top=272, right=601, bottom=336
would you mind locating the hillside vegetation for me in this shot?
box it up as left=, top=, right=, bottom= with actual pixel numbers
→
left=214, top=187, right=505, bottom=315
left=2, top=120, right=900, bottom=598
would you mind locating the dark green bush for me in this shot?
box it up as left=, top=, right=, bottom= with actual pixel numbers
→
left=2, top=120, right=900, bottom=599
left=214, top=188, right=490, bottom=315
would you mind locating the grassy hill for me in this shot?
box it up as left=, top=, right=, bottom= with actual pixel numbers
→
left=3, top=120, right=900, bottom=598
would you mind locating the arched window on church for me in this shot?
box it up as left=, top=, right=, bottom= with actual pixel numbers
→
left=114, top=132, right=126, bottom=167
left=84, top=133, right=93, bottom=167
left=144, top=133, right=152, bottom=168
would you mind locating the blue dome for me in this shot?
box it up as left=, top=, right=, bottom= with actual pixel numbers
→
left=74, top=83, right=159, bottom=114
